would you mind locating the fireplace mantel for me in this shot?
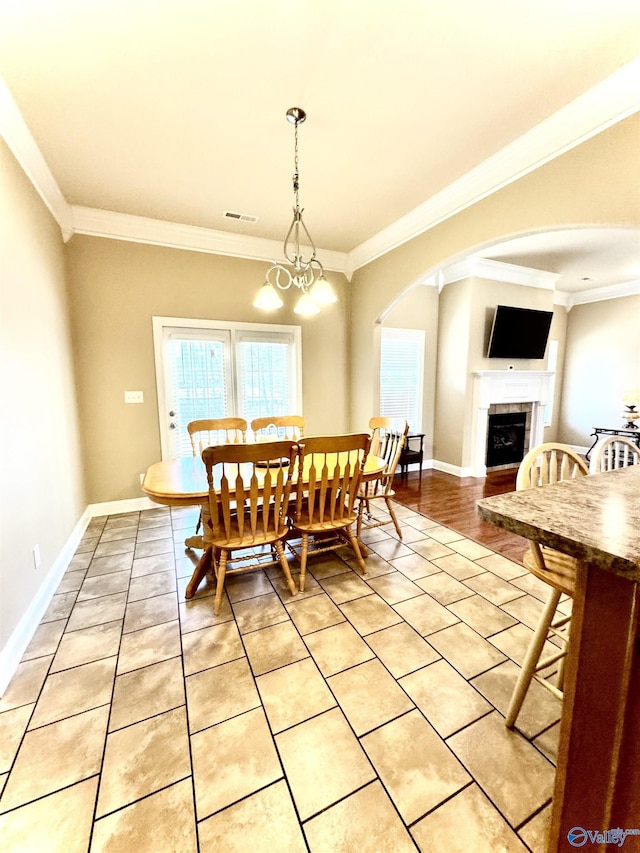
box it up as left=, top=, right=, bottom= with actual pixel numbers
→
left=470, top=370, right=553, bottom=477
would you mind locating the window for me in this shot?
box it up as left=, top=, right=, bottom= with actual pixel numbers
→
left=153, top=318, right=301, bottom=458
left=544, top=339, right=558, bottom=427
left=379, top=327, right=424, bottom=432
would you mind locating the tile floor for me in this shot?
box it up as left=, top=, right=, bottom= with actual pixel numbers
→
left=0, top=502, right=564, bottom=852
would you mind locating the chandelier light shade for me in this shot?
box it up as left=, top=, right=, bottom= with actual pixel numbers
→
left=253, top=107, right=337, bottom=315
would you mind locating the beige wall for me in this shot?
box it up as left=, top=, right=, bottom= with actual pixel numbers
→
left=559, top=294, right=640, bottom=447
left=349, top=113, right=640, bottom=467
left=65, top=237, right=350, bottom=503
left=0, top=139, right=85, bottom=655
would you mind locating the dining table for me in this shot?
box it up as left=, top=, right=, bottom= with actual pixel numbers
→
left=142, top=448, right=386, bottom=599
left=477, top=465, right=640, bottom=853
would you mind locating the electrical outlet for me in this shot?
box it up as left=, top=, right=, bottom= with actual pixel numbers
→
left=139, top=472, right=145, bottom=485
left=124, top=390, right=144, bottom=404
left=33, top=544, right=41, bottom=569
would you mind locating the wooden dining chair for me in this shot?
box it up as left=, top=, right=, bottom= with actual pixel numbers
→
left=250, top=415, right=305, bottom=441
left=202, top=440, right=299, bottom=614
left=357, top=419, right=409, bottom=539
left=505, top=442, right=589, bottom=729
left=588, top=434, right=640, bottom=473
left=288, top=433, right=371, bottom=591
left=186, top=418, right=248, bottom=539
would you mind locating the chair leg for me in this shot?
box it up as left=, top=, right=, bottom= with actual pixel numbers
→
left=356, top=500, right=363, bottom=540
left=275, top=540, right=297, bottom=597
left=385, top=496, right=403, bottom=538
left=185, top=546, right=213, bottom=599
left=299, top=534, right=309, bottom=592
left=505, top=587, right=562, bottom=729
left=344, top=525, right=367, bottom=576
left=213, top=549, right=228, bottom=615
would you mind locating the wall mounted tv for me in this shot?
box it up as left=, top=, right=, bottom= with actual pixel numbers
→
left=487, top=305, right=553, bottom=359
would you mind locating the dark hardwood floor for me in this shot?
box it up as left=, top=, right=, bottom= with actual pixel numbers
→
left=392, top=467, right=529, bottom=564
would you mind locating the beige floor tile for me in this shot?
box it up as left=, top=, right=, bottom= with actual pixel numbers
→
left=304, top=780, right=417, bottom=853
left=306, top=555, right=351, bottom=581
left=339, top=593, right=402, bottom=634
left=29, top=657, right=117, bottom=730
left=393, top=524, right=430, bottom=545
left=393, top=593, right=460, bottom=636
left=427, top=525, right=465, bottom=545
left=500, top=594, right=545, bottom=630
left=91, top=778, right=196, bottom=853
left=362, top=709, right=470, bottom=824
left=304, top=621, right=374, bottom=677
left=86, top=553, right=133, bottom=578
left=192, top=707, right=282, bottom=820
left=365, top=622, right=440, bottom=678
left=136, top=524, right=173, bottom=543
left=99, top=525, right=139, bottom=543
left=534, top=721, right=560, bottom=764
left=176, top=570, right=217, bottom=600
left=400, top=659, right=491, bottom=738
left=0, top=705, right=33, bottom=774
left=67, top=552, right=93, bottom=571
left=411, top=783, right=529, bottom=853
left=131, top=552, right=175, bottom=577
left=97, top=707, right=191, bottom=818
left=415, top=571, right=474, bottom=604
left=471, top=660, right=562, bottom=740
left=0, top=656, right=52, bottom=712
left=244, top=620, right=309, bottom=676
left=475, top=553, right=527, bottom=580
left=55, top=569, right=87, bottom=593
left=389, top=551, right=440, bottom=580
left=410, top=538, right=456, bottom=562
left=77, top=571, right=132, bottom=601
left=447, top=711, right=555, bottom=828
left=225, top=569, right=274, bottom=602
left=448, top=538, right=495, bottom=560
left=127, top=569, right=176, bottom=602
left=489, top=623, right=560, bottom=667
left=123, top=591, right=178, bottom=633
left=182, top=620, right=245, bottom=676
left=511, top=572, right=552, bottom=602
left=447, top=594, right=517, bottom=637
left=365, top=571, right=423, bottom=604
left=109, top=656, right=185, bottom=731
left=346, top=551, right=396, bottom=578
left=187, top=657, right=260, bottom=733
left=328, top=659, right=414, bottom=736
left=134, top=538, right=175, bottom=559
left=0, top=777, right=98, bottom=853
left=0, top=706, right=109, bottom=812
left=179, top=593, right=233, bottom=633
left=369, top=538, right=415, bottom=561
left=257, top=657, right=335, bottom=734
left=93, top=538, right=137, bottom=559
left=198, top=780, right=307, bottom=853
left=406, top=514, right=440, bottom=531
left=318, top=571, right=373, bottom=604
left=431, top=552, right=486, bottom=580
left=286, top=593, right=345, bottom=634
left=232, top=591, right=289, bottom=634
left=271, top=567, right=322, bottom=601
left=116, top=620, right=181, bottom=674
left=66, top=592, right=128, bottom=632
left=464, top=572, right=526, bottom=605
left=427, top=622, right=507, bottom=679
left=41, top=591, right=77, bottom=622
left=518, top=803, right=552, bottom=852
left=276, top=707, right=376, bottom=821
left=21, top=618, right=66, bottom=660
left=51, top=619, right=122, bottom=672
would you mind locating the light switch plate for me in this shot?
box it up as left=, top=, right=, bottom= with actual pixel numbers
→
left=124, top=390, right=144, bottom=404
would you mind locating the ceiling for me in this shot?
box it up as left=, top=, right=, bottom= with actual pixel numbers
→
left=1, top=0, right=639, bottom=295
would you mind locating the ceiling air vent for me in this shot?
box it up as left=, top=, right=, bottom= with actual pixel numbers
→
left=223, top=211, right=259, bottom=223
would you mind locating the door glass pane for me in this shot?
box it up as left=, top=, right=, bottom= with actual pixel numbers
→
left=238, top=339, right=290, bottom=421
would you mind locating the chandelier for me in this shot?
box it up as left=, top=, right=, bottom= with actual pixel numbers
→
left=253, top=107, right=337, bottom=316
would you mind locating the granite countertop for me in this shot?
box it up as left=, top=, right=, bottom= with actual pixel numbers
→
left=477, top=465, right=640, bottom=582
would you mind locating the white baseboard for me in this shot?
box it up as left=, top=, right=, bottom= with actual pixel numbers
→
left=87, top=495, right=158, bottom=517
left=432, top=459, right=473, bottom=478
left=0, top=507, right=92, bottom=697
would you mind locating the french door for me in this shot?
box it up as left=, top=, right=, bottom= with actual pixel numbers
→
left=153, top=317, right=302, bottom=459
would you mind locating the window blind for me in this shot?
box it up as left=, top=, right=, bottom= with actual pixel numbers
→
left=379, top=327, right=424, bottom=433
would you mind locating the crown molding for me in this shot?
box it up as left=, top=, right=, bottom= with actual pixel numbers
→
left=70, top=206, right=348, bottom=273
left=0, top=75, right=73, bottom=239
left=344, top=57, right=640, bottom=278
left=439, top=257, right=559, bottom=291
left=562, top=279, right=640, bottom=309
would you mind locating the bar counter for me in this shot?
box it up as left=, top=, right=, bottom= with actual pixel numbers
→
left=477, top=465, right=640, bottom=852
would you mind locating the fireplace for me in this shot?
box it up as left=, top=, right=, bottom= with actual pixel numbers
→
left=486, top=411, right=527, bottom=468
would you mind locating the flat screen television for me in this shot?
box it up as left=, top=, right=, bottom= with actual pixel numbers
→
left=487, top=305, right=553, bottom=359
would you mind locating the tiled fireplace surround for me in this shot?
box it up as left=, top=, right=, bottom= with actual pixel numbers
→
left=470, top=371, right=553, bottom=478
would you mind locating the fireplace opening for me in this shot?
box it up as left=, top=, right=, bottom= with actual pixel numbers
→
left=486, top=412, right=527, bottom=468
